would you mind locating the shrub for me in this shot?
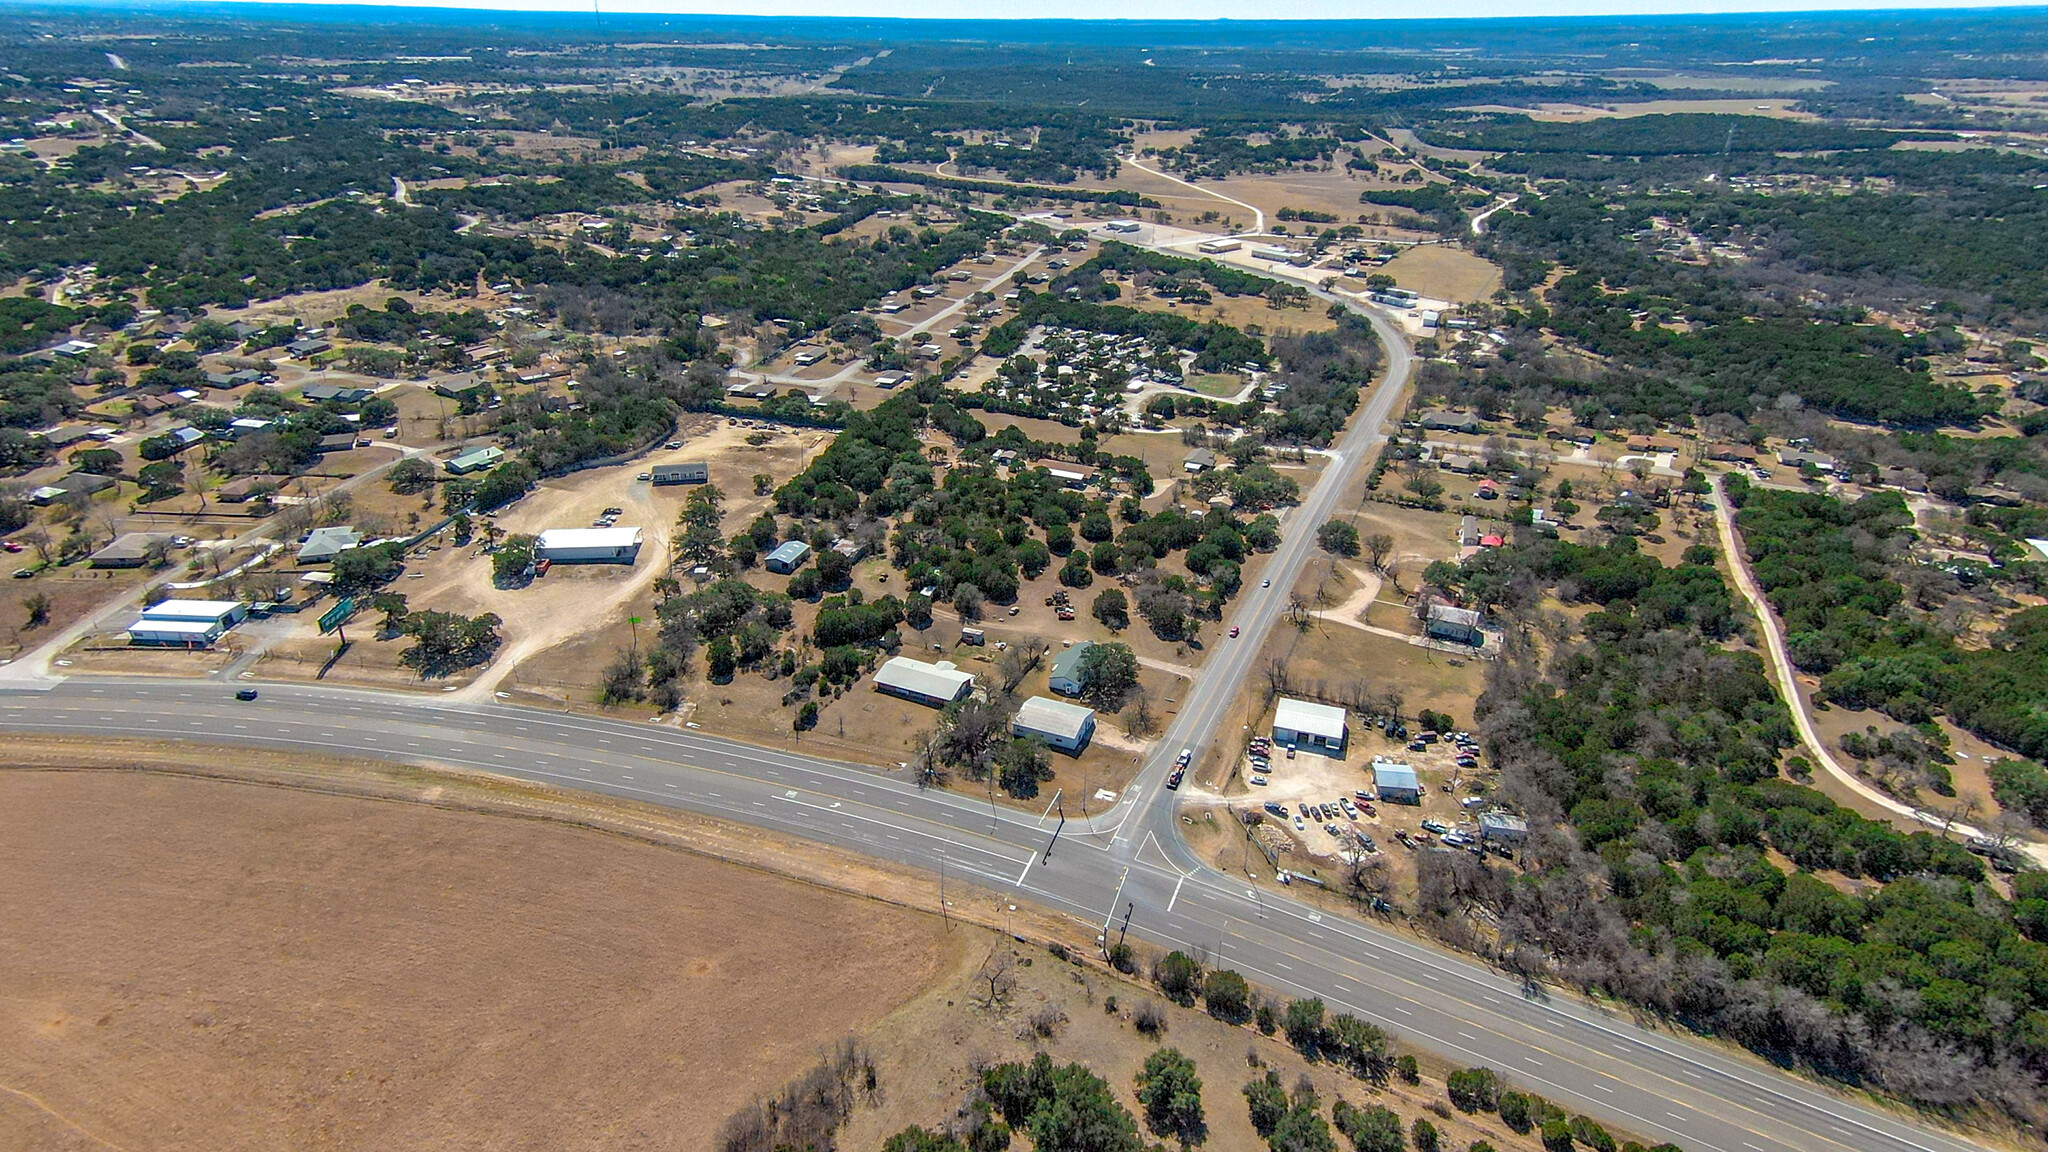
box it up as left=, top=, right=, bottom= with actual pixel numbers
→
left=1413, top=1118, right=1440, bottom=1152
left=1154, top=950, right=1203, bottom=1006
left=1541, top=1118, right=1573, bottom=1152
left=1446, top=1067, right=1501, bottom=1113
left=1497, top=1092, right=1532, bottom=1133
left=1396, top=1054, right=1419, bottom=1084
left=1203, top=968, right=1252, bottom=1023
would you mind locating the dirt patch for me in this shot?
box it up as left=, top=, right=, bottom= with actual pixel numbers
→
left=0, top=767, right=948, bottom=1152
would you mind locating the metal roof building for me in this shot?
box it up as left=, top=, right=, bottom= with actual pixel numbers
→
left=444, top=446, right=505, bottom=475
left=126, top=617, right=223, bottom=647
left=652, top=462, right=709, bottom=485
left=1373, top=758, right=1422, bottom=804
left=1273, top=697, right=1347, bottom=757
left=874, top=657, right=975, bottom=707
left=141, top=599, right=247, bottom=626
left=1013, top=696, right=1096, bottom=754
left=536, top=527, right=643, bottom=564
left=1479, top=812, right=1529, bottom=846
left=765, top=540, right=812, bottom=574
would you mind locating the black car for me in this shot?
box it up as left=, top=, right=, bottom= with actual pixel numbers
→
left=235, top=687, right=259, bottom=701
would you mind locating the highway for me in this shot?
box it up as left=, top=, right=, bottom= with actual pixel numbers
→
left=0, top=291, right=1995, bottom=1152
left=0, top=678, right=1989, bottom=1152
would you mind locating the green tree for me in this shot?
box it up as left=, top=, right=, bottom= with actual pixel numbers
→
left=1093, top=589, right=1130, bottom=631
left=493, top=533, right=537, bottom=585
left=1317, top=520, right=1361, bottom=557
left=21, top=591, right=50, bottom=628
left=1154, top=950, right=1203, bottom=1006
left=1283, top=997, right=1325, bottom=1056
left=1268, top=1084, right=1336, bottom=1152
left=1243, top=1071, right=1287, bottom=1138
left=882, top=1127, right=967, bottom=1152
left=1332, top=1101, right=1403, bottom=1152
left=1078, top=641, right=1141, bottom=710
left=707, top=634, right=737, bottom=681
left=1496, top=1092, right=1532, bottom=1134
left=1135, top=1048, right=1207, bottom=1147
left=1410, top=1119, right=1438, bottom=1152
left=1202, top=968, right=1251, bottom=1023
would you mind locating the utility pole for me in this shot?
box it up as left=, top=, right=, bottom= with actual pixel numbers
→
left=1043, top=795, right=1066, bottom=862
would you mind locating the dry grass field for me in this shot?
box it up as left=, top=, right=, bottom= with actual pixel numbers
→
left=1377, top=246, right=1503, bottom=304
left=0, top=768, right=949, bottom=1152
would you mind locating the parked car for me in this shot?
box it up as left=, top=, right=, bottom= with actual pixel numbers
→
left=1293, top=816, right=1305, bottom=831
left=1421, top=818, right=1449, bottom=835
left=1442, top=832, right=1473, bottom=848
left=0, top=541, right=20, bottom=553
left=1248, top=774, right=1268, bottom=786
left=1264, top=802, right=1288, bottom=818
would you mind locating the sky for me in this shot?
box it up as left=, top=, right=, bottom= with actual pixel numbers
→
left=111, top=0, right=2048, bottom=22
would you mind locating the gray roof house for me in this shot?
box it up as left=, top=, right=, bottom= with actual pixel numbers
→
left=297, top=525, right=364, bottom=564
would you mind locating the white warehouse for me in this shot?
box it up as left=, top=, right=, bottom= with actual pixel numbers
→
left=1273, top=697, right=1347, bottom=757
left=535, top=527, right=644, bottom=564
left=126, top=598, right=248, bottom=647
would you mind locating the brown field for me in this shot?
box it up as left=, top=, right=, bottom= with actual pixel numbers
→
left=0, top=768, right=949, bottom=1152
left=1122, top=283, right=1338, bottom=336
left=1456, top=98, right=1815, bottom=121
left=0, top=741, right=1614, bottom=1152
left=1377, top=246, right=1502, bottom=304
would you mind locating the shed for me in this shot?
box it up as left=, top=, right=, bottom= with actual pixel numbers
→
left=652, top=462, right=709, bottom=485
left=535, top=527, right=643, bottom=564
left=444, top=446, right=505, bottom=475
left=126, top=617, right=222, bottom=647
left=1048, top=641, right=1096, bottom=697
left=874, top=656, right=975, bottom=707
left=1273, top=697, right=1347, bottom=756
left=1425, top=603, right=1483, bottom=646
left=1479, top=812, right=1529, bottom=846
left=765, top=540, right=812, bottom=574
left=1013, top=696, right=1097, bottom=754
left=1373, top=759, right=1422, bottom=804
left=90, top=533, right=172, bottom=568
left=296, top=525, right=363, bottom=564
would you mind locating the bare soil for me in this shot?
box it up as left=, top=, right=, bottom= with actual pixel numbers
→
left=0, top=767, right=948, bottom=1152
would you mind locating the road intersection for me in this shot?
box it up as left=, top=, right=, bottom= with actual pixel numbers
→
left=0, top=272, right=1998, bottom=1152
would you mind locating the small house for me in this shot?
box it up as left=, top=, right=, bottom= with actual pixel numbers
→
left=535, top=527, right=643, bottom=564
left=444, top=446, right=505, bottom=475
left=296, top=525, right=363, bottom=564
left=90, top=532, right=174, bottom=568
left=1419, top=410, right=1481, bottom=435
left=1425, top=603, right=1484, bottom=647
left=1047, top=641, right=1096, bottom=697
left=1479, top=812, right=1529, bottom=847
left=1183, top=447, right=1217, bottom=473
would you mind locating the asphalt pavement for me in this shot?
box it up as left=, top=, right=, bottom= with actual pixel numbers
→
left=0, top=294, right=1997, bottom=1152
left=0, top=679, right=1989, bottom=1152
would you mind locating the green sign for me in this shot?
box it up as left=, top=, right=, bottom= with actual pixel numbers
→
left=318, top=596, right=356, bottom=635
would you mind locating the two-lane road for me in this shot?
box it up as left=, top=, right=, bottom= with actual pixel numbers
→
left=0, top=679, right=1990, bottom=1152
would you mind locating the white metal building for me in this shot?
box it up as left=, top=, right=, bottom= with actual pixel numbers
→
left=126, top=617, right=224, bottom=647
left=535, top=527, right=643, bottom=564
left=1273, top=697, right=1347, bottom=756
left=141, top=599, right=247, bottom=627
left=1013, top=696, right=1096, bottom=754
left=874, top=656, right=975, bottom=707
